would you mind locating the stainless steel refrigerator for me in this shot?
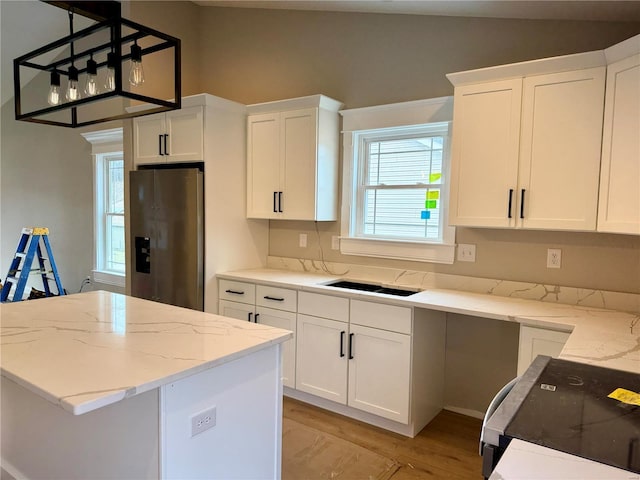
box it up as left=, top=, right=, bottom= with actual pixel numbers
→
left=130, top=167, right=204, bottom=311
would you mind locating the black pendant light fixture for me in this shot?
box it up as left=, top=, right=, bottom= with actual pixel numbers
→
left=13, top=1, right=181, bottom=128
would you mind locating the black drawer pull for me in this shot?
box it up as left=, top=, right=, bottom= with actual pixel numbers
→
left=348, top=333, right=354, bottom=359
left=273, top=192, right=277, bottom=213
left=263, top=295, right=284, bottom=302
left=254, top=313, right=260, bottom=323
left=248, top=312, right=253, bottom=322
left=278, top=191, right=283, bottom=213
left=225, top=289, right=245, bottom=295
left=163, top=134, right=169, bottom=155
left=520, top=189, right=526, bottom=219
left=339, top=331, right=345, bottom=358
left=158, top=135, right=164, bottom=155
left=508, top=189, right=514, bottom=218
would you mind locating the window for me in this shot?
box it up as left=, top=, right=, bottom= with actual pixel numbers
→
left=96, top=153, right=125, bottom=274
left=355, top=124, right=448, bottom=241
left=340, top=98, right=455, bottom=264
left=81, top=128, right=125, bottom=287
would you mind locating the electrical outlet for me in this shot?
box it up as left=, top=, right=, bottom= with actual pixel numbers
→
left=331, top=236, right=340, bottom=250
left=457, top=244, right=476, bottom=262
left=299, top=233, right=307, bottom=248
left=547, top=248, right=562, bottom=269
left=191, top=406, right=216, bottom=437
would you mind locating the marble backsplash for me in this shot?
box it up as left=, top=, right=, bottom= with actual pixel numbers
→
left=267, top=256, right=640, bottom=314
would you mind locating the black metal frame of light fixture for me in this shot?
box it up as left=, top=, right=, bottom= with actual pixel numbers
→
left=13, top=1, right=181, bottom=128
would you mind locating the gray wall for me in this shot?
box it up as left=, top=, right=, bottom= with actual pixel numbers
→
left=193, top=7, right=640, bottom=295
left=0, top=102, right=93, bottom=296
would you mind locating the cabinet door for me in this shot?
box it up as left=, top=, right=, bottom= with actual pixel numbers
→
left=518, top=67, right=605, bottom=231
left=218, top=300, right=254, bottom=323
left=256, top=307, right=296, bottom=389
left=247, top=113, right=281, bottom=219
left=449, top=79, right=522, bottom=227
left=598, top=54, right=640, bottom=234
left=165, top=106, right=204, bottom=162
left=517, top=325, right=570, bottom=375
left=295, top=314, right=348, bottom=404
left=280, top=108, right=318, bottom=220
left=133, top=113, right=165, bottom=165
left=347, top=324, right=411, bottom=423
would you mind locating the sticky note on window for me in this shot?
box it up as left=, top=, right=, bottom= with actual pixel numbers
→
left=429, top=173, right=442, bottom=183
left=608, top=388, right=640, bottom=406
left=421, top=210, right=431, bottom=220
left=425, top=200, right=437, bottom=209
left=427, top=190, right=440, bottom=200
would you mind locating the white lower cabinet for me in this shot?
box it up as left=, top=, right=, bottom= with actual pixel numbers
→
left=219, top=280, right=297, bottom=388
left=220, top=280, right=446, bottom=435
left=347, top=323, right=411, bottom=423
left=296, top=293, right=412, bottom=424
left=296, top=314, right=348, bottom=403
left=255, top=306, right=297, bottom=389
left=517, top=325, right=571, bottom=375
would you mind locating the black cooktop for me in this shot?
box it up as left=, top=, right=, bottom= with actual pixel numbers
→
left=505, top=358, right=640, bottom=473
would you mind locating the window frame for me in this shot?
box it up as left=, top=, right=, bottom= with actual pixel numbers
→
left=81, top=128, right=125, bottom=287
left=96, top=152, right=125, bottom=276
left=340, top=97, right=456, bottom=264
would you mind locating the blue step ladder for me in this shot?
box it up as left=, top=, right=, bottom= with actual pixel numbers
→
left=1, top=227, right=65, bottom=302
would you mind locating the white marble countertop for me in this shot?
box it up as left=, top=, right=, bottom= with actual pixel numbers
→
left=489, top=440, right=638, bottom=480
left=219, top=268, right=640, bottom=479
left=218, top=268, right=639, bottom=374
left=0, top=291, right=292, bottom=415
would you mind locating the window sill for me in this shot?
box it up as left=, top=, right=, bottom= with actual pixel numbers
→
left=92, top=270, right=125, bottom=288
left=340, top=237, right=455, bottom=264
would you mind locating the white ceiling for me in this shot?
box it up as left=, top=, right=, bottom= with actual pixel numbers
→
left=194, top=0, right=640, bottom=22
left=3, top=0, right=640, bottom=107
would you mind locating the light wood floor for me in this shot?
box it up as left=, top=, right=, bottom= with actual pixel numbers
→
left=282, top=398, right=484, bottom=479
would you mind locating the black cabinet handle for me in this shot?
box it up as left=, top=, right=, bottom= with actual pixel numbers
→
left=348, top=333, right=354, bottom=359
left=248, top=312, right=253, bottom=322
left=158, top=135, right=163, bottom=155
left=278, top=191, right=283, bottom=213
left=339, top=331, right=345, bottom=357
left=254, top=313, right=260, bottom=323
left=263, top=295, right=284, bottom=302
left=508, top=189, right=514, bottom=219
left=163, top=134, right=168, bottom=156
left=273, top=192, right=277, bottom=213
left=520, top=189, right=526, bottom=219
left=225, top=289, right=245, bottom=295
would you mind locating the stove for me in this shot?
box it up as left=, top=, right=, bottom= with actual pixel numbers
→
left=482, top=356, right=640, bottom=477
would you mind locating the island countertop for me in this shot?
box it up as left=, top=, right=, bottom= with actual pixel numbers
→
left=0, top=290, right=292, bottom=415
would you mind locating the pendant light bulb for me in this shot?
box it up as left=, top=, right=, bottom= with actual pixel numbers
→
left=66, top=65, right=80, bottom=101
left=104, top=52, right=117, bottom=92
left=47, top=70, right=61, bottom=106
left=84, top=56, right=98, bottom=96
left=129, top=42, right=145, bottom=86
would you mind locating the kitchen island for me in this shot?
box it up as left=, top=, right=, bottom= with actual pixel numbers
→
left=0, top=291, right=292, bottom=479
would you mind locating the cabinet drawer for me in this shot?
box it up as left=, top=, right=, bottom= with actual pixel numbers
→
left=350, top=300, right=412, bottom=334
left=219, top=280, right=255, bottom=304
left=298, top=291, right=349, bottom=322
left=256, top=285, right=297, bottom=312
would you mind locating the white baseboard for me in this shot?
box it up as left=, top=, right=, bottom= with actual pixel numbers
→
left=444, top=405, right=485, bottom=420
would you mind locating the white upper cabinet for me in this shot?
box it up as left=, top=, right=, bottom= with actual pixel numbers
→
left=449, top=79, right=522, bottom=228
left=447, top=51, right=607, bottom=231
left=133, top=105, right=204, bottom=165
left=246, top=95, right=343, bottom=221
left=598, top=35, right=640, bottom=235
left=518, top=67, right=605, bottom=230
